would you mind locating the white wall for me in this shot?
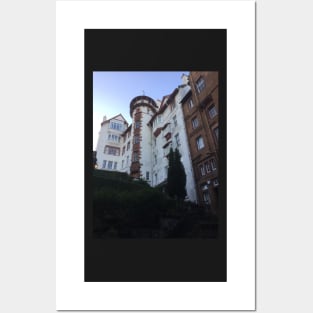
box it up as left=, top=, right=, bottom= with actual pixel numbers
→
left=150, top=85, right=197, bottom=203
left=95, top=116, right=127, bottom=171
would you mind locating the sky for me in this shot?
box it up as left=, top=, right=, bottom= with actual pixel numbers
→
left=93, top=71, right=189, bottom=150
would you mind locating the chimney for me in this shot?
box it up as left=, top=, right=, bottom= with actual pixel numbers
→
left=181, top=74, right=189, bottom=85
left=103, top=115, right=107, bottom=121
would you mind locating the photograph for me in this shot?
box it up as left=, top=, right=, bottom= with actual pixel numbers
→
left=84, top=29, right=226, bottom=282
left=93, top=71, right=220, bottom=239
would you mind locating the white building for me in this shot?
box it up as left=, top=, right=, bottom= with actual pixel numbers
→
left=95, top=74, right=198, bottom=203
left=95, top=114, right=128, bottom=171
left=148, top=76, right=197, bottom=202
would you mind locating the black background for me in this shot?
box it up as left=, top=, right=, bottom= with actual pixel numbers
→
left=85, top=29, right=226, bottom=282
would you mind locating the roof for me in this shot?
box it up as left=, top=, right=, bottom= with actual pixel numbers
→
left=101, top=114, right=128, bottom=126
left=148, top=88, right=179, bottom=126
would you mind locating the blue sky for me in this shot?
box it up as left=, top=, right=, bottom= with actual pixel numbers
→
left=93, top=71, right=189, bottom=149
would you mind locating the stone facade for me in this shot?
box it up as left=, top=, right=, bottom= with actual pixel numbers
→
left=181, top=72, right=219, bottom=212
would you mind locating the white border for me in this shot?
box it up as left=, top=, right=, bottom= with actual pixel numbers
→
left=56, top=1, right=255, bottom=310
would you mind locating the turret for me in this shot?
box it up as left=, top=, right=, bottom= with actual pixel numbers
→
left=129, top=96, right=157, bottom=179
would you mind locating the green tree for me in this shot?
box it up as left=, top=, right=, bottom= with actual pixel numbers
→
left=166, top=147, right=187, bottom=201
left=174, top=148, right=187, bottom=200
left=167, top=147, right=175, bottom=197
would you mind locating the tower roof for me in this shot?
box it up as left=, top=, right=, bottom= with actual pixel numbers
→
left=129, top=95, right=158, bottom=116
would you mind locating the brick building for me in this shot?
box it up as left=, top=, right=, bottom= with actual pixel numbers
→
left=180, top=72, right=219, bottom=212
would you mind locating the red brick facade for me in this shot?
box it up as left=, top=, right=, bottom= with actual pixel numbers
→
left=130, top=109, right=142, bottom=178
left=181, top=72, right=219, bottom=212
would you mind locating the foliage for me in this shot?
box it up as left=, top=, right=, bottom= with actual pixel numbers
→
left=166, top=147, right=176, bottom=197
left=92, top=169, right=217, bottom=239
left=174, top=148, right=187, bottom=200
left=166, top=148, right=187, bottom=200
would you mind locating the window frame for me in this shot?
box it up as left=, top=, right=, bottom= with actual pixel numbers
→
left=133, top=152, right=139, bottom=162
left=208, top=104, right=218, bottom=119
left=205, top=162, right=211, bottom=173
left=188, top=98, right=194, bottom=110
left=210, top=158, right=217, bottom=170
left=175, top=133, right=181, bottom=146
left=191, top=116, right=199, bottom=129
left=199, top=164, right=205, bottom=176
left=196, top=136, right=205, bottom=150
left=196, top=76, right=205, bottom=93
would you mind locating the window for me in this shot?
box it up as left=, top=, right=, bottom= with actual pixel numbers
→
left=122, top=146, right=125, bottom=155
left=154, top=173, right=158, bottom=185
left=127, top=142, right=130, bottom=150
left=135, top=121, right=141, bottom=129
left=210, top=159, right=217, bottom=170
left=191, top=117, right=199, bottom=129
left=110, top=121, right=123, bottom=131
left=205, top=162, right=211, bottom=173
left=213, top=178, right=219, bottom=187
left=114, top=162, right=117, bottom=170
left=214, top=127, right=219, bottom=140
left=200, top=164, right=205, bottom=176
left=108, top=134, right=120, bottom=142
left=188, top=99, right=194, bottom=109
left=196, top=136, right=205, bottom=150
left=154, top=154, right=157, bottom=164
left=126, top=156, right=129, bottom=165
left=170, top=102, right=176, bottom=111
left=173, top=115, right=177, bottom=127
left=157, top=115, right=162, bottom=124
left=133, top=135, right=140, bottom=144
left=203, top=190, right=211, bottom=205
left=102, top=160, right=107, bottom=169
left=164, top=166, right=168, bottom=177
left=107, top=161, right=113, bottom=169
left=196, top=77, right=205, bottom=93
left=122, top=160, right=124, bottom=168
left=133, top=152, right=139, bottom=162
left=208, top=104, right=217, bottom=119
left=146, top=171, right=149, bottom=180
left=127, top=131, right=131, bottom=138
left=104, top=146, right=120, bottom=156
left=175, top=133, right=180, bottom=146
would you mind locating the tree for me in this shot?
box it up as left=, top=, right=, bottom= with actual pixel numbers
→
left=174, top=148, right=187, bottom=200
left=167, top=147, right=176, bottom=198
left=166, top=147, right=187, bottom=201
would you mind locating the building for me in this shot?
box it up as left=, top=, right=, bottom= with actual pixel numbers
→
left=180, top=71, right=219, bottom=212
left=95, top=114, right=129, bottom=171
left=147, top=74, right=197, bottom=202
left=95, top=72, right=219, bottom=205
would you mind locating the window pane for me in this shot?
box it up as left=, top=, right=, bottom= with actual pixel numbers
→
left=196, top=77, right=205, bottom=93
left=208, top=105, right=217, bottom=118
left=192, top=117, right=199, bottom=129
left=196, top=136, right=204, bottom=150
left=189, top=99, right=194, bottom=109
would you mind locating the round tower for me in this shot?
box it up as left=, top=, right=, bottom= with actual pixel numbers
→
left=129, top=95, right=158, bottom=180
